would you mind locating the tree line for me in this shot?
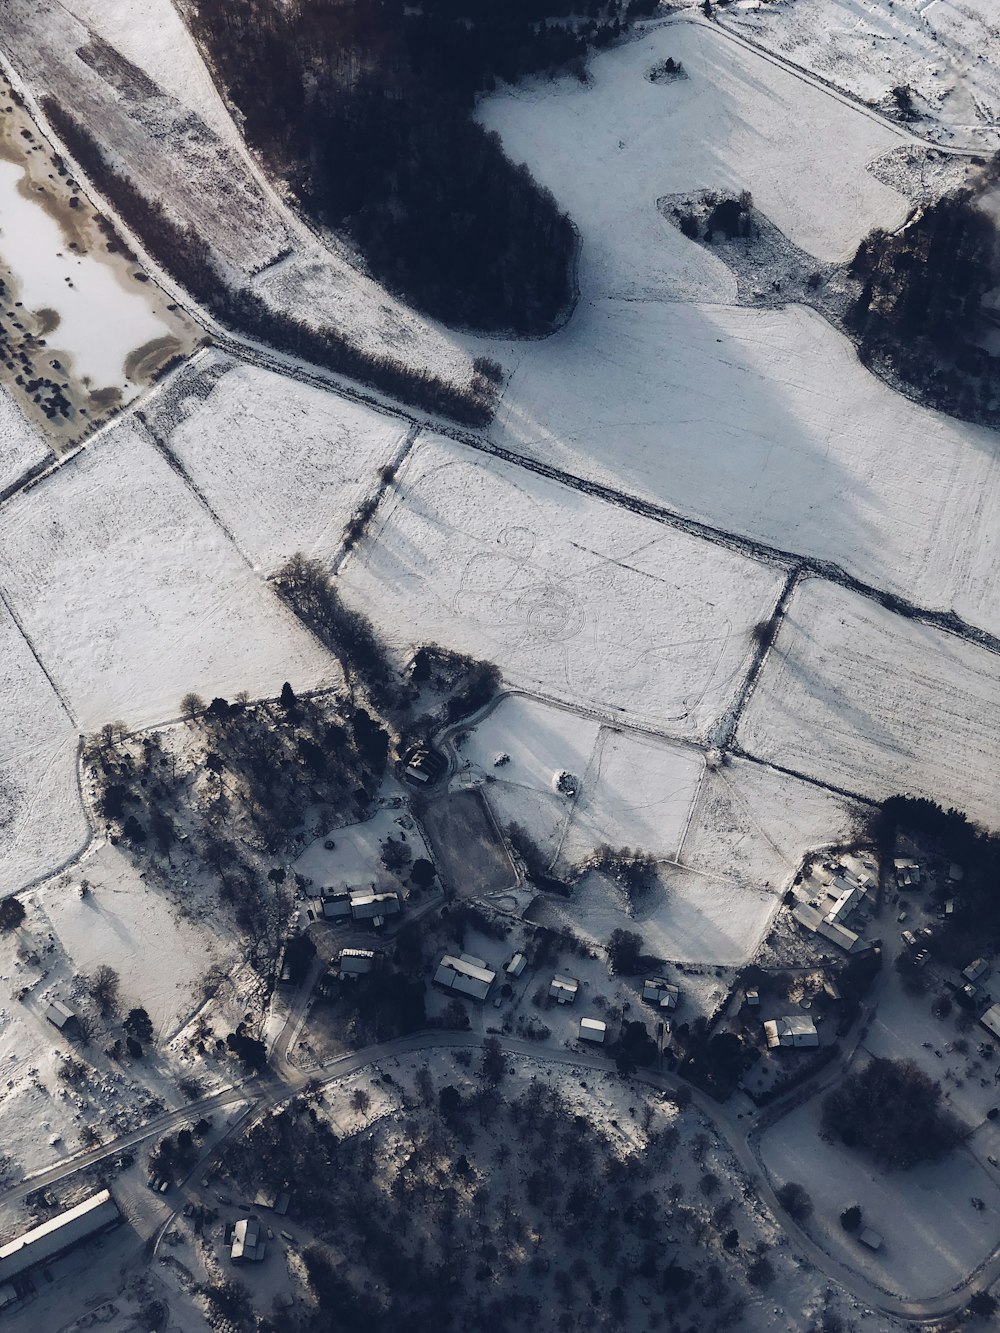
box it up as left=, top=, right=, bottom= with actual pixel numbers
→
left=188, top=0, right=656, bottom=333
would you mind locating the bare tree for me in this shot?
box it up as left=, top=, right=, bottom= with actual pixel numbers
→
left=89, top=965, right=120, bottom=1017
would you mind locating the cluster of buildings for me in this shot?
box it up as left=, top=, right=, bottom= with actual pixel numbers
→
left=792, top=862, right=875, bottom=953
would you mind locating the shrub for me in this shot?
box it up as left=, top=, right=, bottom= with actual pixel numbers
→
left=840, top=1204, right=862, bottom=1232
left=775, top=1181, right=812, bottom=1222
left=0, top=897, right=26, bottom=932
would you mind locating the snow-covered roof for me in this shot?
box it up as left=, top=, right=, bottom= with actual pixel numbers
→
left=579, top=1018, right=606, bottom=1043
left=349, top=890, right=401, bottom=920
left=980, top=1003, right=1000, bottom=1042
left=549, top=975, right=579, bottom=1003
left=506, top=952, right=527, bottom=977
left=963, top=958, right=989, bottom=984
left=44, top=1001, right=76, bottom=1029
left=434, top=954, right=496, bottom=1000
left=763, top=1016, right=819, bottom=1049
left=0, top=1190, right=120, bottom=1284
left=231, top=1217, right=265, bottom=1263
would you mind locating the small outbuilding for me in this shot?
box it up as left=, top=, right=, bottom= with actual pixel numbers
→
left=44, top=1001, right=78, bottom=1034
left=858, top=1227, right=883, bottom=1252
left=506, top=952, right=527, bottom=978
left=579, top=1018, right=607, bottom=1044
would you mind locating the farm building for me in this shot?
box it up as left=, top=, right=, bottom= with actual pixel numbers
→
left=44, top=1001, right=78, bottom=1033
left=763, top=1016, right=819, bottom=1049
left=0, top=1190, right=121, bottom=1286
left=579, top=1018, right=607, bottom=1044
left=792, top=901, right=860, bottom=952
left=642, top=978, right=680, bottom=1010
left=506, top=952, right=527, bottom=978
left=434, top=954, right=496, bottom=1001
left=230, top=1217, right=266, bottom=1264
left=549, top=975, right=579, bottom=1004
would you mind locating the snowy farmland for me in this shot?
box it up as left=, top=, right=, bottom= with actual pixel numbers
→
left=0, top=418, right=338, bottom=731
left=489, top=281, right=1000, bottom=643
left=0, top=603, right=87, bottom=894
left=722, top=0, right=1000, bottom=151
left=338, top=433, right=786, bottom=739
left=0, top=386, right=47, bottom=494
left=457, top=693, right=704, bottom=868
left=477, top=19, right=1000, bottom=640
left=478, top=17, right=909, bottom=307
left=736, top=579, right=1000, bottom=829
left=161, top=352, right=410, bottom=572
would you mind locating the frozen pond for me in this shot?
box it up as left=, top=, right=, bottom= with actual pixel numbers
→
left=0, top=157, right=171, bottom=391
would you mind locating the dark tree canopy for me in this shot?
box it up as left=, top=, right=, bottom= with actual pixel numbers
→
left=822, top=1057, right=962, bottom=1169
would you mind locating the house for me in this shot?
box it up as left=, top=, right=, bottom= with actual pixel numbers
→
left=549, top=975, right=579, bottom=1004
left=44, top=1001, right=78, bottom=1034
left=980, top=1003, right=1000, bottom=1042
left=858, top=1227, right=883, bottom=1252
left=506, top=952, right=527, bottom=978
left=579, top=1018, right=607, bottom=1044
left=402, top=747, right=446, bottom=785
left=763, top=1016, right=819, bottom=1049
left=349, top=890, right=401, bottom=927
left=642, top=978, right=680, bottom=1010
left=337, top=949, right=376, bottom=979
left=824, top=882, right=866, bottom=927
left=434, top=954, right=496, bottom=1001
left=230, top=1217, right=266, bottom=1264
left=321, top=893, right=352, bottom=919
left=0, top=1190, right=121, bottom=1286
left=963, top=958, right=990, bottom=985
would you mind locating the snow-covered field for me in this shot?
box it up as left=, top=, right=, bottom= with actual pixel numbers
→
left=476, top=19, right=1000, bottom=640
left=737, top=579, right=1000, bottom=828
left=479, top=18, right=908, bottom=304
left=162, top=353, right=410, bottom=572
left=36, top=841, right=231, bottom=1038
left=457, top=694, right=704, bottom=868
left=489, top=296, right=1000, bottom=641
left=722, top=0, right=1000, bottom=151
left=0, top=604, right=87, bottom=894
left=0, top=387, right=48, bottom=495
left=292, top=797, right=431, bottom=895
left=338, top=433, right=785, bottom=739
left=60, top=0, right=241, bottom=146
left=759, top=1083, right=1000, bottom=1299
left=0, top=419, right=337, bottom=731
